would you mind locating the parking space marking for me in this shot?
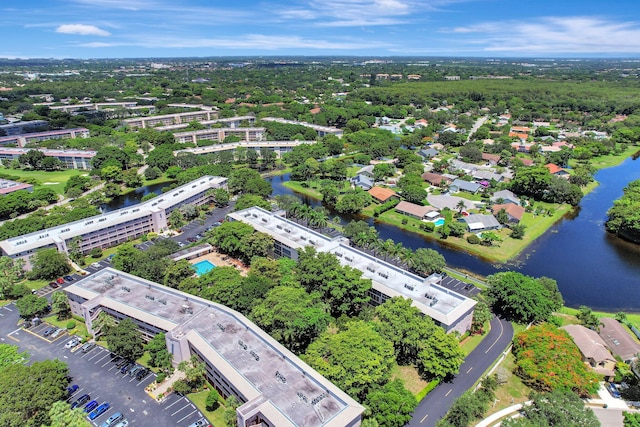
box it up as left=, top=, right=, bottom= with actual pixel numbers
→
left=164, top=398, right=183, bottom=410
left=88, top=350, right=106, bottom=361
left=94, top=353, right=110, bottom=364
left=176, top=408, right=197, bottom=424
left=2, top=306, right=12, bottom=311
left=170, top=402, right=192, bottom=416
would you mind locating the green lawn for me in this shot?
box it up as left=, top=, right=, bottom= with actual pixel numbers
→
left=560, top=307, right=640, bottom=327
left=460, top=324, right=490, bottom=356
left=570, top=145, right=639, bottom=171
left=43, top=313, right=90, bottom=339
left=187, top=389, right=227, bottom=426
left=0, top=167, right=85, bottom=195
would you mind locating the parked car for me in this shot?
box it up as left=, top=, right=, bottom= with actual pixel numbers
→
left=50, top=328, right=64, bottom=339
left=84, top=400, right=98, bottom=413
left=56, top=277, right=65, bottom=284
left=64, top=275, right=74, bottom=282
left=42, top=326, right=56, bottom=337
left=607, top=382, right=621, bottom=398
left=115, top=358, right=131, bottom=368
left=135, top=368, right=150, bottom=381
left=65, top=337, right=80, bottom=349
left=32, top=317, right=42, bottom=326
left=89, top=402, right=110, bottom=420
left=71, top=393, right=90, bottom=409
left=50, top=282, right=60, bottom=288
left=101, top=411, right=124, bottom=427
left=67, top=384, right=79, bottom=395
left=80, top=342, right=96, bottom=353
left=22, top=320, right=32, bottom=329
left=128, top=365, right=143, bottom=377
left=113, top=421, right=129, bottom=427
left=120, top=362, right=135, bottom=374
left=188, top=418, right=212, bottom=427
left=111, top=355, right=122, bottom=364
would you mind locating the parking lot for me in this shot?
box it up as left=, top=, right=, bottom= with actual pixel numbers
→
left=0, top=303, right=205, bottom=427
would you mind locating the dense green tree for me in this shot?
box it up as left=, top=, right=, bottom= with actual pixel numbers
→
left=365, top=379, right=417, bottom=427
left=402, top=184, right=427, bottom=204
left=502, top=390, right=599, bottom=427
left=45, top=401, right=91, bottom=427
left=624, top=412, right=640, bottom=427
left=164, top=260, right=196, bottom=289
left=606, top=179, right=640, bottom=243
left=486, top=272, right=563, bottom=323
left=576, top=305, right=601, bottom=331
left=105, top=318, right=144, bottom=361
left=50, top=290, right=71, bottom=320
left=436, top=376, right=498, bottom=427
left=0, top=344, right=28, bottom=370
left=470, top=301, right=492, bottom=334
left=410, top=248, right=446, bottom=276
left=228, top=168, right=272, bottom=197
left=28, top=248, right=70, bottom=280
left=212, top=188, right=230, bottom=207
left=0, top=256, right=25, bottom=300
left=234, top=193, right=271, bottom=211
left=251, top=285, right=330, bottom=352
left=303, top=320, right=395, bottom=400
left=15, top=294, right=49, bottom=320
left=335, top=188, right=372, bottom=214
left=205, top=389, right=221, bottom=411
left=196, top=266, right=242, bottom=304
left=0, top=359, right=70, bottom=427
left=209, top=221, right=255, bottom=258
left=145, top=333, right=173, bottom=372
left=146, top=145, right=176, bottom=171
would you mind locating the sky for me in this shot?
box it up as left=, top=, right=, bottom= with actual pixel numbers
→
left=2, top=0, right=640, bottom=59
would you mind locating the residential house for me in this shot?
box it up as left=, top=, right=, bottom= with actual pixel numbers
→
left=368, top=187, right=398, bottom=203
left=461, top=214, right=501, bottom=232
left=511, top=141, right=535, bottom=153
left=350, top=174, right=374, bottom=190
left=355, top=165, right=375, bottom=178
left=491, top=189, right=521, bottom=206
left=599, top=318, right=640, bottom=364
left=395, top=201, right=438, bottom=220
left=418, top=147, right=439, bottom=160
left=422, top=172, right=453, bottom=187
left=561, top=325, right=616, bottom=378
left=545, top=163, right=570, bottom=178
left=472, top=170, right=503, bottom=183
left=450, top=179, right=483, bottom=194
left=481, top=153, right=500, bottom=166
left=492, top=204, right=525, bottom=223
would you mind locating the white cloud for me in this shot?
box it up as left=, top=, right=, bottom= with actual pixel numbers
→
left=56, top=24, right=111, bottom=36
left=444, top=16, right=640, bottom=54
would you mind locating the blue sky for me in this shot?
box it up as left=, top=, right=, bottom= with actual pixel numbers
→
left=2, top=0, right=640, bottom=58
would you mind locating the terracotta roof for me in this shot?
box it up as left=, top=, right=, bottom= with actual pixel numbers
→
left=309, top=107, right=321, bottom=115
left=368, top=186, right=397, bottom=202
left=492, top=204, right=525, bottom=221
left=509, top=132, right=529, bottom=140
left=482, top=153, right=500, bottom=163
left=519, top=158, right=534, bottom=166
left=511, top=126, right=531, bottom=133
left=545, top=163, right=564, bottom=175
left=395, top=201, right=436, bottom=218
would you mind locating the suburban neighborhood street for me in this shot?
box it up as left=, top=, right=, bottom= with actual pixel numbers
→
left=408, top=316, right=514, bottom=427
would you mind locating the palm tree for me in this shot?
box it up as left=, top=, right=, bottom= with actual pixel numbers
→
left=456, top=199, right=466, bottom=213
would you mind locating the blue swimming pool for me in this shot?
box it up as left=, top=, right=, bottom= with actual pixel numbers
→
left=433, top=218, right=445, bottom=226
left=192, top=260, right=216, bottom=276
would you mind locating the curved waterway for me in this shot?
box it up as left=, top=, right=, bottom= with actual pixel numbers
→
left=268, top=157, right=640, bottom=311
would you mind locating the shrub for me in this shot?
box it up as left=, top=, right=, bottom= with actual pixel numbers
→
left=156, top=372, right=166, bottom=383
left=205, top=389, right=221, bottom=411
left=423, top=222, right=435, bottom=232
left=66, top=320, right=76, bottom=330
left=401, top=218, right=408, bottom=225
left=89, top=247, right=102, bottom=258
left=467, top=234, right=481, bottom=244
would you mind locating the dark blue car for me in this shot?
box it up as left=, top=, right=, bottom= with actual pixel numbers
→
left=71, top=394, right=90, bottom=409
left=84, top=399, right=98, bottom=413
left=67, top=384, right=79, bottom=396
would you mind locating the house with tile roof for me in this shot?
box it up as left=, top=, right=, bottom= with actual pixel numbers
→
left=599, top=318, right=640, bottom=364
left=422, top=172, right=453, bottom=187
left=368, top=186, right=398, bottom=203
left=481, top=153, right=500, bottom=165
left=492, top=204, right=525, bottom=223
left=491, top=189, right=521, bottom=206
left=545, top=163, right=570, bottom=177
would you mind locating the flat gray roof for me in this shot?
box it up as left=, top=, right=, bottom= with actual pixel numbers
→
left=229, top=207, right=476, bottom=326
left=66, top=269, right=362, bottom=427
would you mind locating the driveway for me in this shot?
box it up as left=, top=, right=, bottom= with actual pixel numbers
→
left=408, top=316, right=514, bottom=427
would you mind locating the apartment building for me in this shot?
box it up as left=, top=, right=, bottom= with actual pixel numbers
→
left=0, top=178, right=33, bottom=195
left=122, top=110, right=219, bottom=129
left=260, top=117, right=343, bottom=138
left=0, top=147, right=96, bottom=169
left=154, top=115, right=256, bottom=132
left=0, top=176, right=227, bottom=267
left=0, top=128, right=90, bottom=147
left=65, top=268, right=364, bottom=427
left=173, top=128, right=265, bottom=144
left=174, top=140, right=313, bottom=158
left=228, top=207, right=476, bottom=334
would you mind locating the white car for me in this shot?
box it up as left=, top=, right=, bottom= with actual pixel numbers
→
left=65, top=337, right=80, bottom=349
left=91, top=262, right=101, bottom=268
left=49, top=328, right=64, bottom=339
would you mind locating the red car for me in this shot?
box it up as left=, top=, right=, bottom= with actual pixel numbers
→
left=56, top=277, right=65, bottom=284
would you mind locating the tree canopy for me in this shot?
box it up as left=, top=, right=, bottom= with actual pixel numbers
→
left=502, top=390, right=599, bottom=427
left=105, top=318, right=144, bottom=361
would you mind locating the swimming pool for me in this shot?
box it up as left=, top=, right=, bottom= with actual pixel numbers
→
left=192, top=260, right=216, bottom=276
left=432, top=218, right=445, bottom=227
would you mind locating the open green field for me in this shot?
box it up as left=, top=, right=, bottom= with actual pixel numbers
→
left=570, top=145, right=639, bottom=171
left=0, top=167, right=84, bottom=195
left=282, top=179, right=351, bottom=200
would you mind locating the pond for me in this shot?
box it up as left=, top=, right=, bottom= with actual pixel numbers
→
left=268, top=156, right=640, bottom=312
left=100, top=181, right=174, bottom=212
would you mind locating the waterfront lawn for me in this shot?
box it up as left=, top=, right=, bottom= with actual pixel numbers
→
left=0, top=167, right=84, bottom=195
left=560, top=307, right=640, bottom=329
left=483, top=352, right=531, bottom=416
left=282, top=179, right=350, bottom=200
left=571, top=145, right=638, bottom=171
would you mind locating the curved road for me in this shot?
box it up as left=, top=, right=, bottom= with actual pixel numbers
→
left=408, top=316, right=514, bottom=427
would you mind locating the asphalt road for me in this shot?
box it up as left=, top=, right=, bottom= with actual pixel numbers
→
left=408, top=316, right=514, bottom=427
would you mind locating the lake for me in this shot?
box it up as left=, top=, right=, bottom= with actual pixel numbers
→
left=101, top=181, right=174, bottom=212
left=269, top=157, right=640, bottom=312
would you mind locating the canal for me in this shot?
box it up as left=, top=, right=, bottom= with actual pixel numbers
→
left=268, top=156, right=640, bottom=312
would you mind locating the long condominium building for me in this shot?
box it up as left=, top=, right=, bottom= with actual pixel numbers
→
left=0, top=147, right=96, bottom=169
left=122, top=110, right=219, bottom=129
left=228, top=207, right=476, bottom=334
left=65, top=268, right=364, bottom=427
left=173, top=128, right=265, bottom=144
left=0, top=176, right=227, bottom=267
left=0, top=128, right=90, bottom=147
left=260, top=118, right=343, bottom=138
left=155, top=115, right=256, bottom=132
left=174, top=140, right=314, bottom=158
